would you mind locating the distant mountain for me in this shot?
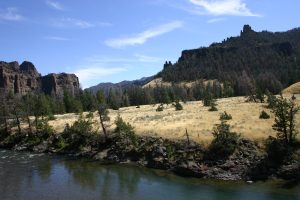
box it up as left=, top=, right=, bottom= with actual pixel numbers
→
left=86, top=76, right=154, bottom=95
left=158, top=25, right=300, bottom=95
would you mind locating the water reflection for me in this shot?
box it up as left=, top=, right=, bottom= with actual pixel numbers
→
left=0, top=150, right=299, bottom=200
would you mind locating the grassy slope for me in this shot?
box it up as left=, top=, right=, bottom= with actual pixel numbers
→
left=49, top=94, right=300, bottom=145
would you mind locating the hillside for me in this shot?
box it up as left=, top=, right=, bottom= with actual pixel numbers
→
left=158, top=25, right=300, bottom=95
left=48, top=94, right=300, bottom=144
left=282, top=82, right=300, bottom=94
left=142, top=77, right=219, bottom=89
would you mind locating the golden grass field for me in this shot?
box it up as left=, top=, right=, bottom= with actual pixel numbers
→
left=49, top=94, right=300, bottom=144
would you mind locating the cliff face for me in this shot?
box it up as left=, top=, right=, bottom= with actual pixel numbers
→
left=42, top=73, right=80, bottom=97
left=0, top=61, right=41, bottom=95
left=0, top=61, right=80, bottom=97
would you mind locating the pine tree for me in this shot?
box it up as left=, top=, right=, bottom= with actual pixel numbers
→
left=98, top=103, right=110, bottom=140
left=208, top=99, right=218, bottom=111
left=272, top=95, right=299, bottom=144
left=96, top=90, right=106, bottom=105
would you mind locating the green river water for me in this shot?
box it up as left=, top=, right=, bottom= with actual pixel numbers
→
left=0, top=150, right=299, bottom=200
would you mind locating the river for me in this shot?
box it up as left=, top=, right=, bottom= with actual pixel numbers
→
left=0, top=150, right=299, bottom=200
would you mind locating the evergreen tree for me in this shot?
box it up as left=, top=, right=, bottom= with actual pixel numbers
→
left=98, top=103, right=110, bottom=140
left=63, top=90, right=83, bottom=113
left=121, top=92, right=130, bottom=107
left=272, top=95, right=299, bottom=144
left=208, top=99, right=218, bottom=111
left=107, top=88, right=120, bottom=110
left=202, top=92, right=213, bottom=107
left=96, top=90, right=106, bottom=104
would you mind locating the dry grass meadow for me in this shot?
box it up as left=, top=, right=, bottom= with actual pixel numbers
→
left=49, top=94, right=300, bottom=145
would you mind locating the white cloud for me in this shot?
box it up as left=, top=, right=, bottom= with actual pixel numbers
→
left=0, top=7, right=25, bottom=21
left=44, top=36, right=70, bottom=41
left=207, top=17, right=226, bottom=23
left=105, top=20, right=183, bottom=48
left=73, top=67, right=126, bottom=88
left=189, top=0, right=260, bottom=17
left=46, top=0, right=64, bottom=11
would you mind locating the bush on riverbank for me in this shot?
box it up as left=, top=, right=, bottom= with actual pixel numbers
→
left=59, top=115, right=97, bottom=151
left=207, top=119, right=240, bottom=160
left=115, top=115, right=137, bottom=146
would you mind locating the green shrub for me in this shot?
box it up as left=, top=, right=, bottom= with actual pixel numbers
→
left=266, top=91, right=277, bottom=109
left=0, top=128, right=8, bottom=140
left=220, top=111, right=232, bottom=120
left=266, top=137, right=295, bottom=165
left=208, top=100, right=218, bottom=112
left=86, top=112, right=94, bottom=119
left=259, top=110, right=270, bottom=119
left=115, top=115, right=137, bottom=146
left=61, top=116, right=96, bottom=150
left=173, top=100, right=183, bottom=111
left=156, top=104, right=164, bottom=112
left=53, top=135, right=67, bottom=150
left=36, top=120, right=54, bottom=140
left=47, top=114, right=56, bottom=121
left=208, top=120, right=240, bottom=160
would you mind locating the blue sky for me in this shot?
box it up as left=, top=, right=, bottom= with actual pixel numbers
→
left=0, top=0, right=300, bottom=88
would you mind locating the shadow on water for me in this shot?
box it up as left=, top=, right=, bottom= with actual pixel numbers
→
left=0, top=150, right=300, bottom=200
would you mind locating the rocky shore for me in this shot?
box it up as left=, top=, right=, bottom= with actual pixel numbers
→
left=1, top=132, right=299, bottom=182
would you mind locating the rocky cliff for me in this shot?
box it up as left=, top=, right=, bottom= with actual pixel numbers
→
left=42, top=73, right=80, bottom=97
left=0, top=61, right=80, bottom=97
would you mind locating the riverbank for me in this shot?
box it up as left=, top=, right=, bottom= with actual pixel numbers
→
left=1, top=150, right=299, bottom=200
left=0, top=130, right=299, bottom=182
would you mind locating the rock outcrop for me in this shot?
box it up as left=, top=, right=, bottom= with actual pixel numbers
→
left=0, top=61, right=80, bottom=97
left=42, top=73, right=80, bottom=97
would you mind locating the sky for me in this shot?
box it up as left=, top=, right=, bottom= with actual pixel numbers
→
left=0, top=0, right=300, bottom=88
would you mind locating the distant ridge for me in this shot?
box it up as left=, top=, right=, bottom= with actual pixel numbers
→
left=86, top=76, right=154, bottom=95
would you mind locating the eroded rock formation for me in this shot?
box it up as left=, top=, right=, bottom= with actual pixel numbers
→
left=0, top=61, right=80, bottom=97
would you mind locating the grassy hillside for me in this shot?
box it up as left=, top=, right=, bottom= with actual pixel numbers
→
left=49, top=94, right=300, bottom=145
left=282, top=82, right=300, bottom=94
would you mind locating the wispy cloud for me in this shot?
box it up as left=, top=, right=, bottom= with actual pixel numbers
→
left=53, top=17, right=95, bottom=28
left=189, top=0, right=261, bottom=17
left=207, top=17, right=226, bottom=23
left=46, top=0, right=64, bottom=11
left=105, top=20, right=183, bottom=48
left=52, top=17, right=111, bottom=29
left=0, top=7, right=25, bottom=21
left=44, top=36, right=71, bottom=41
